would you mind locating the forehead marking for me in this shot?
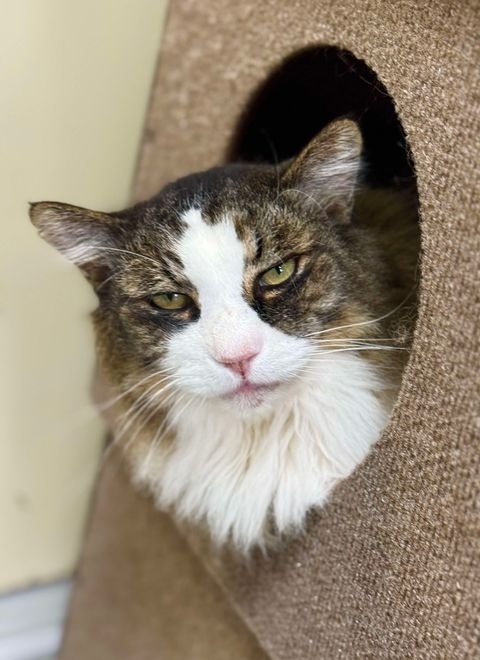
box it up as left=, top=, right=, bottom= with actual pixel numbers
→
left=178, top=207, right=245, bottom=307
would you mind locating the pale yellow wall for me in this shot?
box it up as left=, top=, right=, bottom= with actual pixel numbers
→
left=0, top=0, right=167, bottom=592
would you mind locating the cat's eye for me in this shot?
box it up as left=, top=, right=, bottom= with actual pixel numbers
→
left=259, top=258, right=297, bottom=288
left=150, top=292, right=191, bottom=310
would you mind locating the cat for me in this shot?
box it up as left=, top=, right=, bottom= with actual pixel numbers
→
left=30, top=119, right=419, bottom=553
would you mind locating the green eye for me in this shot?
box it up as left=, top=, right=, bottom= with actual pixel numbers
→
left=259, top=258, right=297, bottom=287
left=151, top=292, right=190, bottom=310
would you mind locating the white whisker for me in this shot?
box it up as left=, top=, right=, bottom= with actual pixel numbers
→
left=303, top=289, right=415, bottom=339
left=114, top=379, right=178, bottom=444
left=307, top=345, right=407, bottom=359
left=97, top=369, right=167, bottom=412
left=74, top=244, right=164, bottom=269
left=311, top=337, right=401, bottom=344
left=121, top=385, right=182, bottom=453
left=274, top=188, right=329, bottom=218
left=138, top=393, right=195, bottom=475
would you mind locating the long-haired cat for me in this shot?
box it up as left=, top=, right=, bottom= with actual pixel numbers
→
left=30, top=119, right=419, bottom=552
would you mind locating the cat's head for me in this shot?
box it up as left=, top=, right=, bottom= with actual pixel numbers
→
left=30, top=119, right=367, bottom=417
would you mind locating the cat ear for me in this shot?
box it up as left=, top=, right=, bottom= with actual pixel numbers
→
left=29, top=201, right=123, bottom=286
left=282, top=119, right=362, bottom=223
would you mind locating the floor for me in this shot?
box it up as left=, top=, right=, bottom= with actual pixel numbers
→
left=0, top=580, right=72, bottom=660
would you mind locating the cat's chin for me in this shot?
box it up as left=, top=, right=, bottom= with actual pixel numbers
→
left=222, top=380, right=280, bottom=408
left=213, top=380, right=287, bottom=420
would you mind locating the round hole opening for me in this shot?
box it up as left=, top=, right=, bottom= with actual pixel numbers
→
left=228, top=44, right=420, bottom=401
left=228, top=45, right=417, bottom=190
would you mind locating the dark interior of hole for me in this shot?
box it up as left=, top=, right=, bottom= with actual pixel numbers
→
left=228, top=46, right=416, bottom=189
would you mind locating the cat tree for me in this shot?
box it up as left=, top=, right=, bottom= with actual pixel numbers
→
left=61, top=2, right=479, bottom=658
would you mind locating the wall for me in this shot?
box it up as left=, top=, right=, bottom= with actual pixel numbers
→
left=0, top=0, right=167, bottom=592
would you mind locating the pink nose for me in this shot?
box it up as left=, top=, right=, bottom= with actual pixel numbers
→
left=217, top=349, right=259, bottom=378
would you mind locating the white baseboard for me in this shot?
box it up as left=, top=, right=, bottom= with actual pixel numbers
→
left=0, top=580, right=72, bottom=660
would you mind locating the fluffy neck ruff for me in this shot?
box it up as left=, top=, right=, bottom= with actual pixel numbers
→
left=133, top=353, right=391, bottom=553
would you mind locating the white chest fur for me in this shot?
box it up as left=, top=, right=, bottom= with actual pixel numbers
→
left=134, top=353, right=390, bottom=552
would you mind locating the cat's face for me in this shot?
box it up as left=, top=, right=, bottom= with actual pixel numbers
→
left=160, top=206, right=310, bottom=410
left=30, top=120, right=365, bottom=416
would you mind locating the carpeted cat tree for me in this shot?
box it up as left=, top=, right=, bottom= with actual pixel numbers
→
left=61, top=2, right=479, bottom=658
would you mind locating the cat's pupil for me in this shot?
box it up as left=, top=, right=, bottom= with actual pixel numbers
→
left=275, top=265, right=283, bottom=274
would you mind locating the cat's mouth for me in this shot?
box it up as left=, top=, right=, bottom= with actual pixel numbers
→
left=222, top=380, right=280, bottom=407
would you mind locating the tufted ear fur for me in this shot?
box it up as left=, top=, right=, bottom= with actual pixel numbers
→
left=282, top=118, right=363, bottom=223
left=29, top=201, right=125, bottom=287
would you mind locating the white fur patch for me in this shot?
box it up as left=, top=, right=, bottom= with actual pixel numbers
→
left=178, top=207, right=245, bottom=310
left=136, top=353, right=388, bottom=552
left=133, top=207, right=390, bottom=551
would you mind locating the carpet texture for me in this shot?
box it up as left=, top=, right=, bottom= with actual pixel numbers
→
left=60, top=450, right=269, bottom=660
left=62, top=1, right=479, bottom=658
